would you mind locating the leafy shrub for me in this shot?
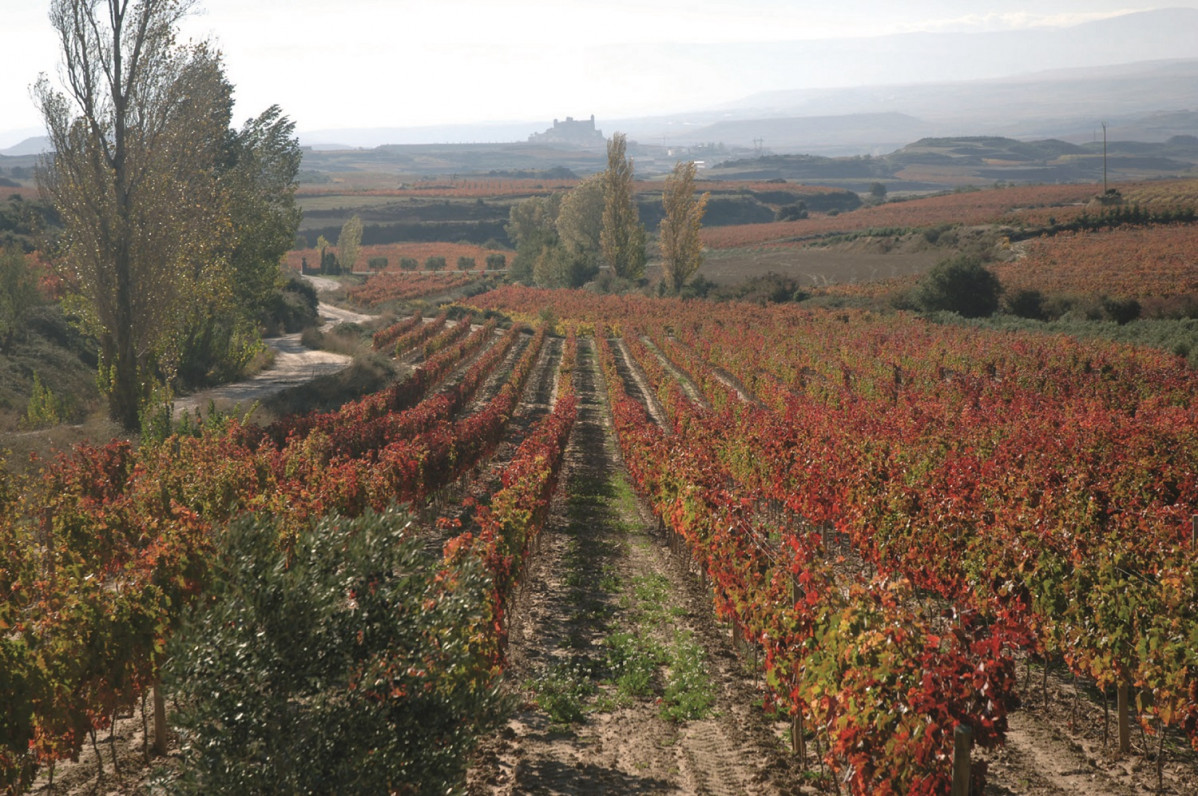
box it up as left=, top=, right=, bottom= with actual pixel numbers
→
left=713, top=272, right=809, bottom=305
left=260, top=276, right=319, bottom=335
left=0, top=245, right=41, bottom=350
left=679, top=274, right=715, bottom=299
left=22, top=372, right=68, bottom=429
left=911, top=255, right=1001, bottom=318
left=485, top=253, right=506, bottom=271
left=456, top=256, right=476, bottom=271
left=320, top=247, right=340, bottom=275
left=169, top=508, right=504, bottom=794
left=399, top=256, right=419, bottom=271
left=776, top=201, right=808, bottom=221
left=367, top=256, right=388, bottom=271
left=425, top=255, right=446, bottom=271
left=1102, top=296, right=1141, bottom=325
left=1005, top=288, right=1046, bottom=320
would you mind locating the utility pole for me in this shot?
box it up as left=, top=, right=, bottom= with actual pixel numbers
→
left=1102, top=121, right=1108, bottom=194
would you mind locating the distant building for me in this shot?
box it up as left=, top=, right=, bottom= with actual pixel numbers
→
left=529, top=115, right=605, bottom=146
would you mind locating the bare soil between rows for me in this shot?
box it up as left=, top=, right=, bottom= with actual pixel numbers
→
left=468, top=333, right=1198, bottom=795
left=467, top=337, right=805, bottom=795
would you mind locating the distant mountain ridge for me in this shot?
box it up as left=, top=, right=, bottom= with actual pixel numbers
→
left=0, top=137, right=50, bottom=157
left=623, top=59, right=1198, bottom=154
left=7, top=9, right=1196, bottom=157
left=704, top=134, right=1198, bottom=189
left=290, top=8, right=1198, bottom=154
left=291, top=54, right=1197, bottom=156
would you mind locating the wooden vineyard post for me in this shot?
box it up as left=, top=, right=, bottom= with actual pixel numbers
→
left=787, top=576, right=807, bottom=768
left=1117, top=680, right=1131, bottom=754
left=791, top=707, right=807, bottom=767
left=951, top=724, right=972, bottom=796
left=152, top=680, right=168, bottom=756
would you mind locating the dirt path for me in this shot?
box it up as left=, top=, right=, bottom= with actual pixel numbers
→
left=468, top=337, right=803, bottom=795
left=172, top=327, right=353, bottom=419
left=315, top=300, right=374, bottom=329
left=172, top=297, right=375, bottom=419
left=979, top=659, right=1198, bottom=795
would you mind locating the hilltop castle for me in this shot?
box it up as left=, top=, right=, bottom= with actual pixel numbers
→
left=528, top=115, right=605, bottom=146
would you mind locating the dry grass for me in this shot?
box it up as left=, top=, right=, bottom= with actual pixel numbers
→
left=0, top=413, right=131, bottom=477
left=690, top=239, right=946, bottom=288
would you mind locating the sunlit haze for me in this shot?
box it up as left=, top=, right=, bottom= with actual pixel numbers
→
left=2, top=0, right=1196, bottom=147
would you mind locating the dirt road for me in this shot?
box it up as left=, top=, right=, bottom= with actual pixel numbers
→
left=173, top=288, right=374, bottom=419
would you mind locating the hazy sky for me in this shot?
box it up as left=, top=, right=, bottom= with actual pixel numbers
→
left=2, top=0, right=1195, bottom=145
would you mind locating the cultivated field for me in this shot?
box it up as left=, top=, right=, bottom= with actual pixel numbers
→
left=4, top=171, right=1197, bottom=794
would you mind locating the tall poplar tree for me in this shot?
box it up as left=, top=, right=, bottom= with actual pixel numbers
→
left=338, top=215, right=363, bottom=274
left=35, top=0, right=226, bottom=428
left=35, top=0, right=300, bottom=427
left=659, top=161, right=709, bottom=294
left=553, top=173, right=604, bottom=286
left=175, top=105, right=302, bottom=387
left=600, top=133, right=646, bottom=281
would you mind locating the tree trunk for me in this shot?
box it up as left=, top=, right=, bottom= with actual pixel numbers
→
left=111, top=320, right=142, bottom=431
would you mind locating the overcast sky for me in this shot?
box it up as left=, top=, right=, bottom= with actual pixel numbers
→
left=2, top=1, right=1195, bottom=146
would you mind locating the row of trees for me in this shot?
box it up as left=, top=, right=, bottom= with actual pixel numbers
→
left=310, top=237, right=507, bottom=275
left=34, top=0, right=303, bottom=429
left=507, top=134, right=708, bottom=292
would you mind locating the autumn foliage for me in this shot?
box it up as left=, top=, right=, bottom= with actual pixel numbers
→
left=468, top=285, right=1198, bottom=792
left=0, top=312, right=577, bottom=791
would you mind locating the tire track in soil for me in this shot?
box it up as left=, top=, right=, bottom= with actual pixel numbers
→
left=468, top=337, right=803, bottom=795
left=979, top=659, right=1198, bottom=795
left=639, top=336, right=711, bottom=412
left=611, top=337, right=669, bottom=432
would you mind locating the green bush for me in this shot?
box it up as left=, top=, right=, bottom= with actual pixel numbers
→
left=367, top=256, right=388, bottom=271
left=22, top=372, right=68, bottom=429
left=911, top=255, right=1001, bottom=318
left=320, top=247, right=340, bottom=275
left=260, top=276, right=319, bottom=335
left=0, top=245, right=41, bottom=350
left=168, top=508, right=503, bottom=795
left=485, top=253, right=506, bottom=271
left=399, top=256, right=419, bottom=271
left=1102, top=296, right=1141, bottom=325
left=775, top=201, right=808, bottom=221
left=425, top=255, right=446, bottom=271
left=1004, top=288, right=1046, bottom=320
left=456, top=256, right=476, bottom=271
